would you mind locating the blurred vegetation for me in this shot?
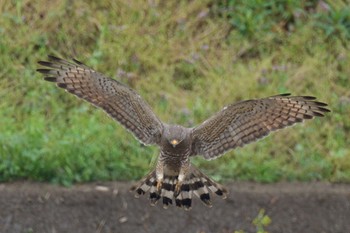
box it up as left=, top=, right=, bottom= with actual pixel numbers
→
left=0, top=0, right=349, bottom=185
left=235, top=209, right=271, bottom=233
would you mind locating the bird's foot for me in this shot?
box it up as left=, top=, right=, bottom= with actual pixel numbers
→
left=156, top=178, right=163, bottom=194
left=174, top=181, right=182, bottom=197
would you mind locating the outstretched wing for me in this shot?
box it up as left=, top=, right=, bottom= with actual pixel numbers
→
left=37, top=55, right=164, bottom=145
left=191, top=94, right=330, bottom=160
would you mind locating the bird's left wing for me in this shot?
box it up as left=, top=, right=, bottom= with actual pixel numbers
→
left=37, top=55, right=164, bottom=145
left=191, top=94, right=330, bottom=160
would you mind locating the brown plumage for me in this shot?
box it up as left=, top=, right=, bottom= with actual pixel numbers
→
left=37, top=55, right=330, bottom=210
left=191, top=94, right=330, bottom=160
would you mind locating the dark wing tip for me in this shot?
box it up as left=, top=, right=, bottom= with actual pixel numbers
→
left=36, top=68, right=51, bottom=74
left=314, top=101, right=328, bottom=107
left=312, top=111, right=325, bottom=117
left=302, top=96, right=317, bottom=100
left=303, top=114, right=314, bottom=119
left=295, top=117, right=303, bottom=123
left=317, top=106, right=331, bottom=113
left=307, top=98, right=331, bottom=113
left=44, top=77, right=57, bottom=82
left=57, top=83, right=67, bottom=88
left=72, top=58, right=84, bottom=65
left=280, top=93, right=291, bottom=96
left=37, top=61, right=52, bottom=66
left=48, top=55, right=62, bottom=61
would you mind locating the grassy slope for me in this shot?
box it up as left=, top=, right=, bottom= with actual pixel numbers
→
left=0, top=0, right=349, bottom=185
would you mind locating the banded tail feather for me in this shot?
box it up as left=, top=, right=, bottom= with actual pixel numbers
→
left=130, top=165, right=227, bottom=210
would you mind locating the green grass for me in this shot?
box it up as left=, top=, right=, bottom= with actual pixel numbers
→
left=0, top=0, right=349, bottom=185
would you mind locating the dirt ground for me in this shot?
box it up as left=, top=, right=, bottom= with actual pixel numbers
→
left=0, top=181, right=349, bottom=233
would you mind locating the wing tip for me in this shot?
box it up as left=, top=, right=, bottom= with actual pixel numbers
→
left=312, top=111, right=325, bottom=117
left=314, top=101, right=329, bottom=107
left=72, top=58, right=84, bottom=65
left=280, top=93, right=291, bottom=96
left=36, top=68, right=51, bottom=74
left=47, top=54, right=62, bottom=61
left=57, top=83, right=67, bottom=88
left=279, top=94, right=331, bottom=113
left=317, top=106, right=331, bottom=113
left=303, top=114, right=314, bottom=119
left=302, top=96, right=317, bottom=100
left=37, top=61, right=52, bottom=67
left=42, top=54, right=82, bottom=65
left=46, top=55, right=85, bottom=66
left=44, top=77, right=57, bottom=82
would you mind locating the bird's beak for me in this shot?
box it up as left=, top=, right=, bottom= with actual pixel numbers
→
left=170, top=139, right=179, bottom=147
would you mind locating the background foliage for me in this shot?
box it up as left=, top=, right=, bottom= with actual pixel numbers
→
left=0, top=0, right=349, bottom=185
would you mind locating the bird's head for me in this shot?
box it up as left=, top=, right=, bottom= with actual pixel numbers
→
left=169, top=138, right=180, bottom=148
left=163, top=125, right=189, bottom=148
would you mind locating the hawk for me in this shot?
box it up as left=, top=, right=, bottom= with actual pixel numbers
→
left=37, top=55, right=330, bottom=210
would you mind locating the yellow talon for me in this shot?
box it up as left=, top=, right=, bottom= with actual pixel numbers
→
left=174, top=181, right=182, bottom=197
left=156, top=179, right=163, bottom=193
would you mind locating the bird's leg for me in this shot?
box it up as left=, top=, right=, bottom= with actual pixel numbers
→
left=156, top=160, right=164, bottom=194
left=174, top=162, right=189, bottom=197
left=156, top=177, right=163, bottom=193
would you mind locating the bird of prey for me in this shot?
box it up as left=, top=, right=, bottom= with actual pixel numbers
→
left=37, top=55, right=330, bottom=210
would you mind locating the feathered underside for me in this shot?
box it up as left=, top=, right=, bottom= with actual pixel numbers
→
left=191, top=93, right=330, bottom=160
left=37, top=55, right=164, bottom=146
left=37, top=55, right=331, bottom=210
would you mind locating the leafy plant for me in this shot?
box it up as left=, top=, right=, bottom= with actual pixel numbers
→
left=234, top=209, right=272, bottom=233
left=314, top=6, right=350, bottom=44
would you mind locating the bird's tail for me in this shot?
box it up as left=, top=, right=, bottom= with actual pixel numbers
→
left=130, top=164, right=228, bottom=210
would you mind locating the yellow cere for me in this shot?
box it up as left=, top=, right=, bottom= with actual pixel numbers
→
left=171, top=139, right=179, bottom=145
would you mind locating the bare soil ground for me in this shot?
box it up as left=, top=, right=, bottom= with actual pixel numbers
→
left=0, top=182, right=349, bottom=233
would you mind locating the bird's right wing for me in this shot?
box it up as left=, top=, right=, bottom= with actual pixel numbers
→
left=37, top=55, right=164, bottom=145
left=191, top=94, right=330, bottom=160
